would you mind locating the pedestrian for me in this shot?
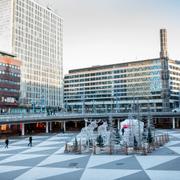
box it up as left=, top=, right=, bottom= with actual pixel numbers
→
left=28, top=136, right=32, bottom=147
left=122, top=127, right=125, bottom=136
left=134, top=136, right=138, bottom=147
left=5, top=138, right=9, bottom=148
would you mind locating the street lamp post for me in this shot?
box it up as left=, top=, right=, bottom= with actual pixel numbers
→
left=40, top=96, right=45, bottom=112
left=31, top=100, right=35, bottom=113
left=92, top=99, right=96, bottom=113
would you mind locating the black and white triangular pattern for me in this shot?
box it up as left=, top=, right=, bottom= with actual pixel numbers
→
left=0, top=130, right=178, bottom=180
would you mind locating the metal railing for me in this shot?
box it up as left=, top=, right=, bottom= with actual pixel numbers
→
left=0, top=111, right=180, bottom=124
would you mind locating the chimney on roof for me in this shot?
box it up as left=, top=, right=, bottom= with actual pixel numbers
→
left=160, top=29, right=168, bottom=59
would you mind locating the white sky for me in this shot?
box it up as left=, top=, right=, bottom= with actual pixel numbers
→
left=39, top=0, right=180, bottom=74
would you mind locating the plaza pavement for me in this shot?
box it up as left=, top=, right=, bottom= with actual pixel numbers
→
left=0, top=129, right=179, bottom=180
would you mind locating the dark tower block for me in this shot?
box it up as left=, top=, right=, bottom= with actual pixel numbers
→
left=160, top=29, right=170, bottom=112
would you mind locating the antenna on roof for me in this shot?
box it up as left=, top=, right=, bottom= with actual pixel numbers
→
left=47, top=2, right=52, bottom=11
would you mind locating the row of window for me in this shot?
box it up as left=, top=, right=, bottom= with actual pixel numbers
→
left=170, top=71, right=180, bottom=77
left=0, top=79, right=20, bottom=85
left=0, top=62, right=20, bottom=70
left=65, top=65, right=161, bottom=80
left=0, top=88, right=19, bottom=93
left=169, top=65, right=180, bottom=71
left=65, top=77, right=161, bottom=88
left=0, top=71, right=20, bottom=77
left=65, top=71, right=161, bottom=84
left=65, top=74, right=161, bottom=85
left=16, top=0, right=61, bottom=22
left=65, top=95, right=162, bottom=102
left=65, top=88, right=161, bottom=97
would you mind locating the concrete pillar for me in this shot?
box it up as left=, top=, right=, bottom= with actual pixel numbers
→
left=176, top=119, right=179, bottom=128
left=75, top=121, right=78, bottom=128
left=85, top=120, right=87, bottom=127
left=109, top=115, right=113, bottom=126
left=50, top=122, right=52, bottom=132
left=21, top=123, right=25, bottom=136
left=172, top=117, right=175, bottom=129
left=117, top=119, right=120, bottom=130
left=154, top=118, right=157, bottom=125
left=63, top=121, right=66, bottom=132
left=46, top=122, right=49, bottom=133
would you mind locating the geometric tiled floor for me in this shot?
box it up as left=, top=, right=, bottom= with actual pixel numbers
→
left=0, top=129, right=179, bottom=180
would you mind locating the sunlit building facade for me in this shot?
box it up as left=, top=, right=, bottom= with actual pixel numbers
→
left=64, top=30, right=180, bottom=113
left=0, top=0, right=63, bottom=108
left=64, top=58, right=180, bottom=113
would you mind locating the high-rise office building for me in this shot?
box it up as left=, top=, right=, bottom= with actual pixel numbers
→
left=0, top=0, right=63, bottom=108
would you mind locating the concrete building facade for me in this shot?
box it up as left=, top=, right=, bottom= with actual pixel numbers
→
left=64, top=29, right=180, bottom=113
left=0, top=51, right=21, bottom=113
left=0, top=0, right=63, bottom=108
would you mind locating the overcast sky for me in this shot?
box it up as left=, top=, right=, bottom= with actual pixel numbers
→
left=39, top=0, right=180, bottom=73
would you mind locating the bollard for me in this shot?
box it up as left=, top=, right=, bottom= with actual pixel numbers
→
left=162, top=134, right=166, bottom=145
left=147, top=143, right=151, bottom=153
left=125, top=143, right=128, bottom=155
left=142, top=144, right=147, bottom=155
left=109, top=145, right=112, bottom=155
left=155, top=137, right=158, bottom=148
left=79, top=140, right=82, bottom=154
left=93, top=145, right=96, bottom=155
left=166, top=133, right=168, bottom=142
left=155, top=137, right=158, bottom=147
left=156, top=137, right=159, bottom=147
left=161, top=135, right=165, bottom=145
left=159, top=136, right=162, bottom=146
left=152, top=141, right=155, bottom=151
left=64, top=143, right=68, bottom=153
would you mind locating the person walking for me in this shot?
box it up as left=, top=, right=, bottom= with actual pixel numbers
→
left=122, top=127, right=125, bottom=136
left=5, top=138, right=9, bottom=148
left=28, top=136, right=32, bottom=147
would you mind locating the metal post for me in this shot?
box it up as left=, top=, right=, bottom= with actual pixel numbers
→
left=92, top=100, right=96, bottom=113
left=82, top=87, right=85, bottom=114
left=50, top=122, right=52, bottom=131
left=85, top=119, right=87, bottom=127
left=154, top=118, right=157, bottom=125
left=172, top=117, right=175, bottom=129
left=176, top=119, right=179, bottom=128
left=117, top=119, right=120, bottom=130
left=46, top=122, right=49, bottom=133
left=64, top=121, right=66, bottom=132
left=82, top=101, right=85, bottom=114
left=40, top=98, right=42, bottom=113
left=75, top=121, right=78, bottom=128
left=21, top=123, right=25, bottom=136
left=32, top=100, right=35, bottom=113
left=115, top=93, right=118, bottom=113
left=137, top=99, right=141, bottom=148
